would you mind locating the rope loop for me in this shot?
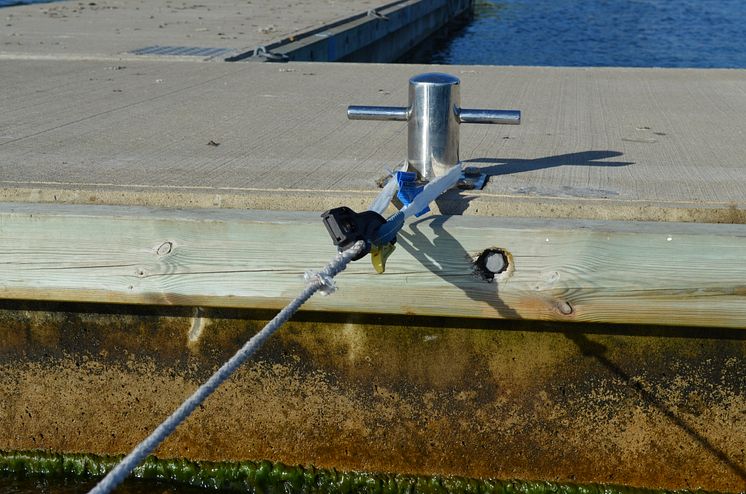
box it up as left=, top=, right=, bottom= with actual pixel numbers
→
left=304, top=269, right=336, bottom=295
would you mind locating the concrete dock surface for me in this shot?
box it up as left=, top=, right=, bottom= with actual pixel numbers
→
left=1, top=0, right=384, bottom=60
left=1, top=59, right=745, bottom=223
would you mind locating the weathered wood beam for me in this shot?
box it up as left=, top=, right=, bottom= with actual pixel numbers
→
left=1, top=202, right=744, bottom=328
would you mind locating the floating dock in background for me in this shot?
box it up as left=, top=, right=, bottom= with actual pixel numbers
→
left=1, top=1, right=746, bottom=493
left=229, top=0, right=474, bottom=62
left=1, top=0, right=473, bottom=62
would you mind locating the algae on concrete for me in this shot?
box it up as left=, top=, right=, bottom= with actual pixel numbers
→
left=0, top=451, right=728, bottom=494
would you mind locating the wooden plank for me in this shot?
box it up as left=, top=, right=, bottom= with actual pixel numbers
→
left=1, top=203, right=745, bottom=328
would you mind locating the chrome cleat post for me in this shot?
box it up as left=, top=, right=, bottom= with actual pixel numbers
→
left=348, top=72, right=521, bottom=181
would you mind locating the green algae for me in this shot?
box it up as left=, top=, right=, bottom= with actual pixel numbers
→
left=0, top=451, right=727, bottom=494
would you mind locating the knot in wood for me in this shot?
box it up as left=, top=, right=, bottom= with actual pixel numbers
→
left=156, top=241, right=173, bottom=256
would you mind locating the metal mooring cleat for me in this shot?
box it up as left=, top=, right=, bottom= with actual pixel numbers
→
left=348, top=72, right=521, bottom=181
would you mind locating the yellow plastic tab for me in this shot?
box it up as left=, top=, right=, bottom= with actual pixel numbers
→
left=370, top=242, right=396, bottom=274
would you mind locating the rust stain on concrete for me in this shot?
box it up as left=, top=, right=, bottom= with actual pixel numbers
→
left=0, top=305, right=744, bottom=492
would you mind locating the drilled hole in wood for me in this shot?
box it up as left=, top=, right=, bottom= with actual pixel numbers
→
left=473, top=248, right=510, bottom=283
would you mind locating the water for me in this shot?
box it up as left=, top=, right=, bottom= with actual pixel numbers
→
left=427, top=0, right=746, bottom=68
left=0, top=0, right=60, bottom=6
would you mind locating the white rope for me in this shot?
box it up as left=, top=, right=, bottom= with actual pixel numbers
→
left=87, top=241, right=366, bottom=494
left=369, top=163, right=406, bottom=215
left=400, top=163, right=461, bottom=219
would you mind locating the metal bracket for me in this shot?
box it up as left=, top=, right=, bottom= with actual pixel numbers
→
left=252, top=46, right=289, bottom=62
left=458, top=170, right=488, bottom=190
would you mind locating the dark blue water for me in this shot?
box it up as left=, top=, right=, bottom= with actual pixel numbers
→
left=429, top=0, right=746, bottom=68
left=0, top=0, right=60, bottom=6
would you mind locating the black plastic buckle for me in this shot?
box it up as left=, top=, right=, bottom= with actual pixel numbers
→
left=321, top=206, right=386, bottom=260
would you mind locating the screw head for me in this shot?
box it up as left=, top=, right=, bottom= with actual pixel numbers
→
left=484, top=253, right=506, bottom=274
left=473, top=248, right=510, bottom=283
